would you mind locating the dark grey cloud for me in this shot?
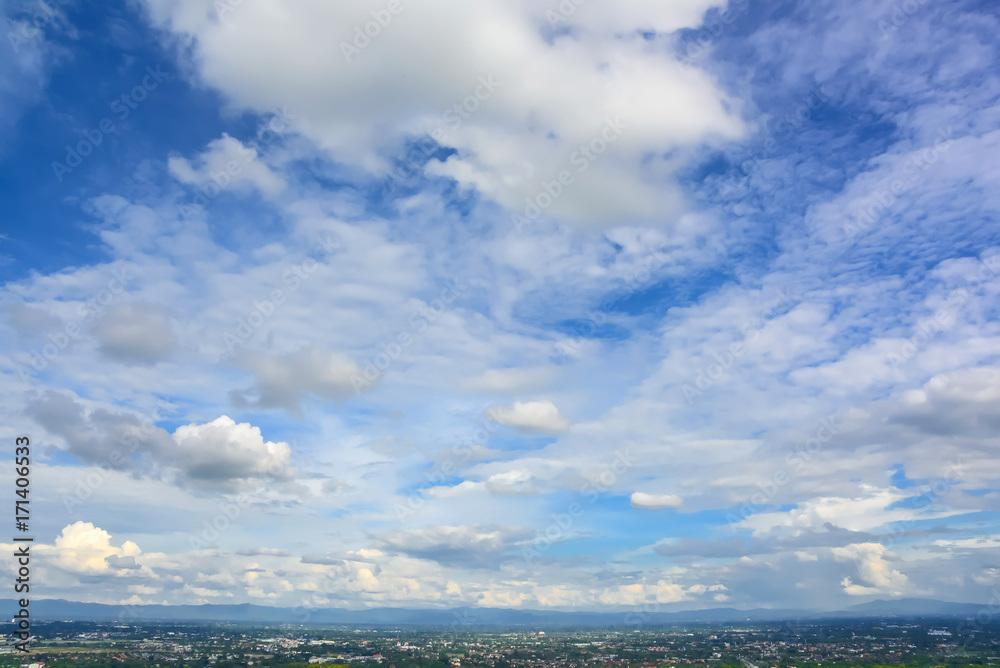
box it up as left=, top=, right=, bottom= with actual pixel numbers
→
left=26, top=391, right=294, bottom=490
left=232, top=346, right=369, bottom=415
left=236, top=547, right=290, bottom=556
left=105, top=555, right=139, bottom=569
left=25, top=390, right=168, bottom=466
left=93, top=303, right=177, bottom=365
left=5, top=303, right=62, bottom=336
left=376, top=524, right=534, bottom=570
left=886, top=370, right=1000, bottom=438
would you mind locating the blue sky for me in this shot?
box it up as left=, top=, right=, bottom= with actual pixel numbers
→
left=2, top=0, right=1000, bottom=611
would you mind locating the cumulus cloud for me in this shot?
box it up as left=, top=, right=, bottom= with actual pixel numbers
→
left=887, top=366, right=1000, bottom=438
left=51, top=522, right=143, bottom=573
left=490, top=400, right=571, bottom=434
left=597, top=580, right=689, bottom=605
left=631, top=492, right=683, bottom=509
left=92, top=303, right=177, bottom=365
left=832, top=542, right=914, bottom=597
left=168, top=133, right=285, bottom=198
left=485, top=470, right=539, bottom=496
left=170, top=416, right=293, bottom=482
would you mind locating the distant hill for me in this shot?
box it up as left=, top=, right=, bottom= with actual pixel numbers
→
left=2, top=598, right=991, bottom=626
left=844, top=598, right=990, bottom=617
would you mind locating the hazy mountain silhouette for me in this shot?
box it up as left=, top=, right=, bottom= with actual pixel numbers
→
left=5, top=598, right=990, bottom=626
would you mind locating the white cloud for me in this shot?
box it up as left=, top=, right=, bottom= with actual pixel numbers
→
left=485, top=470, right=539, bottom=496
left=490, top=400, right=571, bottom=433
left=832, top=542, right=913, bottom=597
left=597, top=580, right=688, bottom=605
left=736, top=485, right=962, bottom=536
left=49, top=522, right=143, bottom=573
left=462, top=367, right=559, bottom=394
left=141, top=0, right=744, bottom=225
left=423, top=480, right=485, bottom=499
left=168, top=133, right=285, bottom=198
left=128, top=584, right=160, bottom=595
left=171, top=415, right=293, bottom=482
left=631, top=492, right=683, bottom=509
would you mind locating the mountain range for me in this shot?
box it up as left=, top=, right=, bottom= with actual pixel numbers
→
left=4, top=598, right=990, bottom=626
